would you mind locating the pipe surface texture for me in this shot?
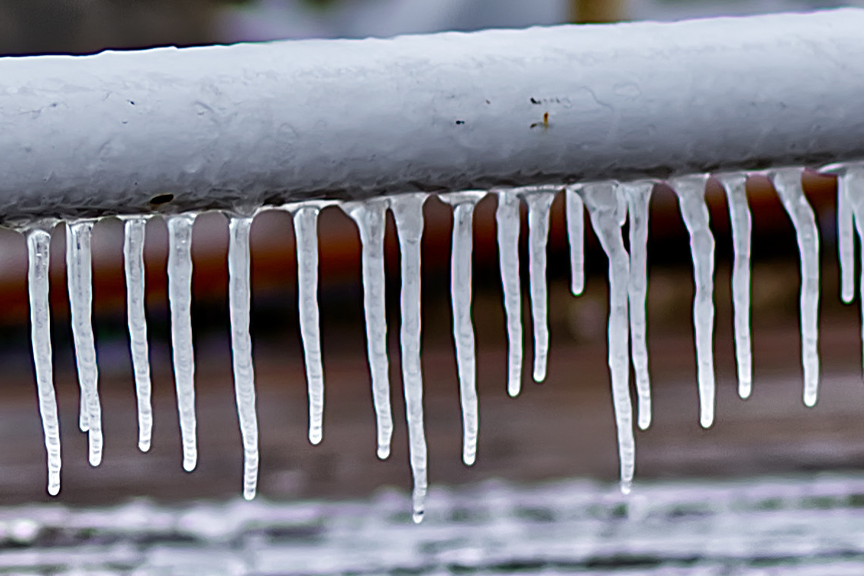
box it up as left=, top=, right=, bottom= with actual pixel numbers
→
left=0, top=9, right=863, bottom=223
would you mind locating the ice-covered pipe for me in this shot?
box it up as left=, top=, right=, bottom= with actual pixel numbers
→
left=0, top=9, right=863, bottom=224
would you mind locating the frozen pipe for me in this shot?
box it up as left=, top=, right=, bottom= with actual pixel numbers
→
left=0, top=10, right=863, bottom=224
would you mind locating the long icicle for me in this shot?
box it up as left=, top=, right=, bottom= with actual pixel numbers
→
left=670, top=174, right=716, bottom=428
left=580, top=182, right=635, bottom=494
left=166, top=214, right=198, bottom=472
left=227, top=215, right=259, bottom=500
left=122, top=216, right=153, bottom=452
left=342, top=199, right=393, bottom=459
left=290, top=205, right=325, bottom=446
left=770, top=168, right=821, bottom=407
left=66, top=220, right=103, bottom=467
left=622, top=181, right=654, bottom=430
left=838, top=171, right=855, bottom=304
left=441, top=192, right=485, bottom=466
left=839, top=166, right=864, bottom=378
left=523, top=188, right=556, bottom=383
left=390, top=192, right=429, bottom=523
left=717, top=173, right=753, bottom=399
left=27, top=227, right=62, bottom=496
left=496, top=191, right=523, bottom=397
left=566, top=186, right=585, bottom=296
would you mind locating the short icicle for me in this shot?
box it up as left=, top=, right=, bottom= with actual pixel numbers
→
left=717, top=173, right=753, bottom=399
left=122, top=216, right=153, bottom=452
left=441, top=192, right=486, bottom=466
left=288, top=204, right=326, bottom=446
left=390, top=192, right=429, bottom=523
left=580, top=183, right=635, bottom=494
left=770, top=168, right=821, bottom=407
left=496, top=191, right=523, bottom=397
left=27, top=226, right=62, bottom=496
left=566, top=186, right=585, bottom=296
left=342, top=199, right=393, bottom=459
left=670, top=175, right=716, bottom=428
left=227, top=215, right=259, bottom=500
left=66, top=220, right=103, bottom=467
left=523, top=188, right=557, bottom=383
left=839, top=167, right=864, bottom=378
left=621, top=181, right=654, bottom=430
left=167, top=214, right=198, bottom=472
left=838, top=171, right=855, bottom=304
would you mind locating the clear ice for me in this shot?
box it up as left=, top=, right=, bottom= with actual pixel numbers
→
left=342, top=199, right=394, bottom=459
left=770, top=168, right=821, bottom=407
left=671, top=175, right=716, bottom=429
left=717, top=173, right=753, bottom=399
left=27, top=227, right=61, bottom=496
left=579, top=183, right=635, bottom=493
left=838, top=171, right=855, bottom=304
left=622, top=181, right=654, bottom=430
left=122, top=216, right=153, bottom=452
left=441, top=192, right=486, bottom=466
left=227, top=215, right=260, bottom=500
left=167, top=214, right=198, bottom=472
left=66, top=220, right=103, bottom=467
left=566, top=186, right=585, bottom=296
left=288, top=205, right=325, bottom=446
left=496, top=191, right=524, bottom=397
left=389, top=193, right=429, bottom=523
left=523, top=188, right=556, bottom=383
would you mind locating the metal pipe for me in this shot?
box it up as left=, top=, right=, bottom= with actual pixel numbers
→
left=0, top=9, right=863, bottom=225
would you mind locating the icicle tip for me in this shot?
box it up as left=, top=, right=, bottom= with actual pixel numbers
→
left=377, top=445, right=390, bottom=460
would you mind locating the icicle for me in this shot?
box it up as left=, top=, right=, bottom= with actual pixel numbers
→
left=717, top=173, right=753, bottom=399
left=26, top=227, right=61, bottom=496
left=227, top=215, right=259, bottom=500
left=770, top=168, right=820, bottom=407
left=122, top=216, right=153, bottom=452
left=522, top=188, right=557, bottom=383
left=287, top=205, right=325, bottom=446
left=846, top=167, right=864, bottom=378
left=670, top=175, right=716, bottom=428
left=838, top=172, right=855, bottom=304
left=495, top=191, right=523, bottom=397
left=166, top=214, right=198, bottom=472
left=579, top=183, right=635, bottom=493
left=66, top=220, right=103, bottom=467
left=389, top=193, right=429, bottom=523
left=621, top=181, right=654, bottom=431
left=844, top=166, right=864, bottom=379
left=440, top=192, right=486, bottom=466
left=341, top=199, right=393, bottom=459
left=566, top=186, right=585, bottom=296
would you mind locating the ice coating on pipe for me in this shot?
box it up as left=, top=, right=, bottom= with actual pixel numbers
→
left=670, top=175, right=716, bottom=429
left=496, top=191, right=523, bottom=397
left=717, top=173, right=753, bottom=399
left=389, top=193, right=429, bottom=523
left=342, top=199, right=393, bottom=459
left=622, top=181, right=654, bottom=431
left=579, top=182, right=635, bottom=493
left=27, top=227, right=62, bottom=496
left=167, top=214, right=198, bottom=472
left=770, top=168, right=821, bottom=408
left=122, top=216, right=153, bottom=452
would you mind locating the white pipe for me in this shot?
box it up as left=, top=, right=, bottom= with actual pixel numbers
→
left=0, top=9, right=863, bottom=224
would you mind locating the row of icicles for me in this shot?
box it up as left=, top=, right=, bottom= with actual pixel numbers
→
left=18, top=164, right=863, bottom=522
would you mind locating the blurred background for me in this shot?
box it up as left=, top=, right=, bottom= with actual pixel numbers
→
left=0, top=0, right=861, bottom=511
